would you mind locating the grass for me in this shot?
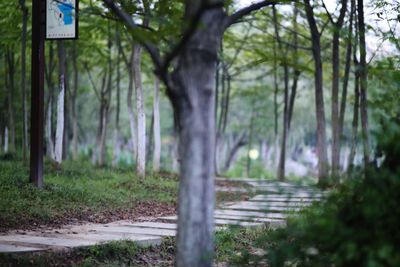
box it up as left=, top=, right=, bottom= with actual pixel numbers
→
left=0, top=160, right=178, bottom=231
left=0, top=227, right=266, bottom=267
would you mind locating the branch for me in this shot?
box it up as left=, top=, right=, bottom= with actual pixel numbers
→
left=162, top=2, right=224, bottom=74
left=322, top=1, right=335, bottom=24
left=225, top=0, right=290, bottom=28
left=102, top=0, right=162, bottom=71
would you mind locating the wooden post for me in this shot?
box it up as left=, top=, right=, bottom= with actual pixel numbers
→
left=30, top=0, right=45, bottom=188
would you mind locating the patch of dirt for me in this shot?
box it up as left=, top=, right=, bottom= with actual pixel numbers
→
left=0, top=201, right=177, bottom=233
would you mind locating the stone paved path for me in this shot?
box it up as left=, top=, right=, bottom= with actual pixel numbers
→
left=0, top=178, right=324, bottom=254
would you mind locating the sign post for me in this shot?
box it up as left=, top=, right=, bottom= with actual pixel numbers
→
left=30, top=0, right=78, bottom=188
left=30, top=0, right=45, bottom=188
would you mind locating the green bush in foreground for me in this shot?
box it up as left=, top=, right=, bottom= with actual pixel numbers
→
left=235, top=117, right=400, bottom=267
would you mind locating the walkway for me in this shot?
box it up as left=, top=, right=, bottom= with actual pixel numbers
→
left=0, top=178, right=324, bottom=254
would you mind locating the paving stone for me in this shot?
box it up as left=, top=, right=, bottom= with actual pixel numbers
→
left=214, top=219, right=263, bottom=227
left=230, top=201, right=310, bottom=207
left=223, top=204, right=301, bottom=212
left=121, top=222, right=177, bottom=230
left=0, top=235, right=98, bottom=248
left=248, top=197, right=318, bottom=202
left=214, top=209, right=288, bottom=219
left=64, top=233, right=162, bottom=247
left=86, top=225, right=176, bottom=237
left=0, top=244, right=46, bottom=253
left=214, top=214, right=285, bottom=223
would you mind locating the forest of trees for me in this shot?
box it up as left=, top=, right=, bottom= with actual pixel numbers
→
left=0, top=0, right=399, bottom=266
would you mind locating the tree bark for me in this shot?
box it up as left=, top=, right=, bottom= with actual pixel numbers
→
left=330, top=0, right=348, bottom=179
left=339, top=0, right=355, bottom=145
left=304, top=0, right=329, bottom=183
left=127, top=50, right=137, bottom=162
left=45, top=43, right=56, bottom=160
left=273, top=6, right=290, bottom=181
left=133, top=45, right=146, bottom=178
left=20, top=0, right=29, bottom=161
left=71, top=43, right=79, bottom=160
left=357, top=0, right=370, bottom=168
left=5, top=50, right=16, bottom=153
left=169, top=8, right=225, bottom=267
left=54, top=41, right=66, bottom=164
left=153, top=77, right=161, bottom=172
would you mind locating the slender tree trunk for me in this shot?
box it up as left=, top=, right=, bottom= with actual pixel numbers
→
left=331, top=0, right=347, bottom=179
left=223, top=132, right=247, bottom=172
left=304, top=0, right=329, bottom=183
left=6, top=50, right=16, bottom=153
left=348, top=69, right=360, bottom=169
left=54, top=41, right=66, bottom=164
left=45, top=43, right=55, bottom=160
left=113, top=43, right=121, bottom=167
left=133, top=45, right=146, bottom=178
left=127, top=50, right=137, bottom=162
left=357, top=0, right=370, bottom=168
left=20, top=0, right=29, bottom=161
left=288, top=4, right=300, bottom=129
left=273, top=6, right=290, bottom=181
left=71, top=43, right=79, bottom=160
left=246, top=110, right=255, bottom=177
left=153, top=77, right=161, bottom=172
left=339, top=0, right=355, bottom=142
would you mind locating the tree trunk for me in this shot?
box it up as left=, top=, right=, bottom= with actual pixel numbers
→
left=348, top=68, right=360, bottom=169
left=54, top=41, right=66, bottom=164
left=330, top=0, right=347, bottom=179
left=127, top=50, right=137, bottom=162
left=45, top=43, right=56, bottom=160
left=357, top=0, right=370, bottom=168
left=339, top=0, right=355, bottom=145
left=71, top=42, right=79, bottom=160
left=113, top=43, right=121, bottom=167
left=273, top=6, right=290, bottom=181
left=133, top=45, right=146, bottom=178
left=153, top=77, right=161, bottom=172
left=5, top=50, right=16, bottom=153
left=20, top=0, right=29, bottom=161
left=169, top=8, right=225, bottom=267
left=304, top=0, right=329, bottom=183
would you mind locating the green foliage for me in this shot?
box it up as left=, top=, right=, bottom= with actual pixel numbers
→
left=0, top=160, right=177, bottom=230
left=231, top=121, right=400, bottom=266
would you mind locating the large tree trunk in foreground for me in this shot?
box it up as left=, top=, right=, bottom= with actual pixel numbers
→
left=169, top=8, right=225, bottom=267
left=133, top=45, right=146, bottom=178
left=304, top=0, right=329, bottom=183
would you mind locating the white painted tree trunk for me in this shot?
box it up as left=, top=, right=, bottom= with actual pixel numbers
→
left=153, top=77, right=161, bottom=172
left=46, top=98, right=55, bottom=160
left=133, top=45, right=146, bottom=178
left=54, top=79, right=65, bottom=164
left=4, top=127, right=8, bottom=153
left=127, top=51, right=137, bottom=163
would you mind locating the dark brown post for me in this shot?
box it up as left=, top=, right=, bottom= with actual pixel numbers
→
left=30, top=0, right=45, bottom=188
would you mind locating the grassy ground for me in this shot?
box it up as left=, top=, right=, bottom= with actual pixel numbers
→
left=0, top=160, right=178, bottom=232
left=0, top=159, right=253, bottom=232
left=0, top=227, right=264, bottom=267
